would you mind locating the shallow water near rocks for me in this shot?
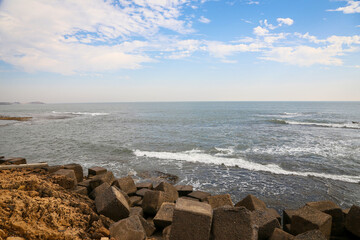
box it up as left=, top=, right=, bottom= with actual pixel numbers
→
left=1, top=102, right=359, bottom=211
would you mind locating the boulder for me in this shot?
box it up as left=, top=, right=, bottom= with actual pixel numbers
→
left=179, top=196, right=200, bottom=202
left=130, top=207, right=144, bottom=217
left=163, top=226, right=171, bottom=240
left=42, top=165, right=63, bottom=173
left=73, top=186, right=88, bottom=195
left=153, top=203, right=175, bottom=229
left=169, top=198, right=213, bottom=240
left=142, top=190, right=165, bottom=215
left=90, top=182, right=111, bottom=200
left=252, top=209, right=281, bottom=240
left=269, top=228, right=294, bottom=240
left=283, top=209, right=298, bottom=226
left=95, top=186, right=130, bottom=221
left=267, top=208, right=281, bottom=224
left=138, top=170, right=179, bottom=184
left=136, top=188, right=152, bottom=197
left=154, top=182, right=179, bottom=203
left=63, top=163, right=83, bottom=183
left=293, top=230, right=327, bottom=240
left=7, top=158, right=26, bottom=165
left=112, top=176, right=137, bottom=195
left=139, top=215, right=156, bottom=237
left=175, top=185, right=193, bottom=197
left=345, top=205, right=360, bottom=237
left=211, top=206, right=258, bottom=240
left=206, top=194, right=233, bottom=209
left=291, top=206, right=332, bottom=239
left=51, top=169, right=77, bottom=189
left=306, top=201, right=344, bottom=236
left=235, top=194, right=267, bottom=211
left=109, top=215, right=146, bottom=240
left=129, top=196, right=142, bottom=207
left=77, top=179, right=92, bottom=192
left=187, top=191, right=211, bottom=202
left=136, top=182, right=153, bottom=190
left=284, top=224, right=291, bottom=233
left=90, top=171, right=115, bottom=191
left=88, top=166, right=107, bottom=176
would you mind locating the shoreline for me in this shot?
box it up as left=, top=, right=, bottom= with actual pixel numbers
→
left=0, top=157, right=359, bottom=240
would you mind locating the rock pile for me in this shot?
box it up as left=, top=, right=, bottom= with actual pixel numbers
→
left=1, top=158, right=360, bottom=240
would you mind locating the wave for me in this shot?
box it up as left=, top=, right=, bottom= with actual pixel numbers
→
left=269, top=119, right=360, bottom=129
left=52, top=111, right=109, bottom=116
left=133, top=149, right=360, bottom=183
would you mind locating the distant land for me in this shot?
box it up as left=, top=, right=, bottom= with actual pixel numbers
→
left=0, top=102, right=45, bottom=105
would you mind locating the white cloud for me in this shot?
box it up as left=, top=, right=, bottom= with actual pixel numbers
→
left=277, top=18, right=294, bottom=26
left=328, top=0, right=360, bottom=14
left=247, top=0, right=259, bottom=5
left=253, top=26, right=269, bottom=36
left=198, top=16, right=211, bottom=24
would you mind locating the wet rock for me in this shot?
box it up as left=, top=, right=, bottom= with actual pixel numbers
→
left=345, top=205, right=360, bottom=237
left=89, top=171, right=115, bottom=191
left=269, top=228, right=294, bottom=240
left=88, top=166, right=107, bottom=176
left=294, top=230, right=327, bottom=240
left=306, top=201, right=344, bottom=236
left=142, top=190, right=165, bottom=216
left=136, top=182, right=153, bottom=190
left=187, top=191, right=211, bottom=202
left=73, top=185, right=88, bottom=195
left=63, top=163, right=83, bottom=183
left=51, top=169, right=77, bottom=189
left=154, top=203, right=175, bottom=229
left=7, top=158, right=26, bottom=165
left=112, top=176, right=137, bottom=195
left=211, top=206, right=258, bottom=240
left=252, top=209, right=281, bottom=240
left=137, top=188, right=152, bottom=197
left=175, top=185, right=193, bottom=197
left=154, top=182, right=179, bottom=203
left=235, top=194, right=267, bottom=211
left=129, top=196, right=142, bottom=207
left=95, top=186, right=130, bottom=221
left=169, top=198, right=213, bottom=240
left=291, top=206, right=332, bottom=239
left=206, top=194, right=233, bottom=209
left=130, top=207, right=144, bottom=217
left=90, top=182, right=111, bottom=200
left=138, top=171, right=179, bottom=184
left=109, top=215, right=146, bottom=240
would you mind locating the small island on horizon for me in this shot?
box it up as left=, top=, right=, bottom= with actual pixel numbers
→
left=0, top=101, right=45, bottom=105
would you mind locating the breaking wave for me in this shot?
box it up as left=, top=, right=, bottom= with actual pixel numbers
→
left=52, top=111, right=109, bottom=116
left=269, top=119, right=360, bottom=129
left=134, top=149, right=360, bottom=183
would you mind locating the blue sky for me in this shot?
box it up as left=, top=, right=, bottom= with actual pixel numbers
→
left=0, top=0, right=359, bottom=102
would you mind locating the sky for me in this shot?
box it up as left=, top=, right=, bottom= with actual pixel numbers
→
left=0, top=0, right=359, bottom=103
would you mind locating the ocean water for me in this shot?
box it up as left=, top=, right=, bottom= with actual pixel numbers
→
left=1, top=102, right=359, bottom=211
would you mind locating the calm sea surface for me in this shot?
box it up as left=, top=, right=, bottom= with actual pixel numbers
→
left=1, top=102, right=359, bottom=210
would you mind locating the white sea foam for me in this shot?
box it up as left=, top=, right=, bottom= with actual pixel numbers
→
left=134, top=149, right=360, bottom=183
left=214, top=147, right=235, bottom=156
left=52, top=111, right=109, bottom=116
left=286, top=120, right=360, bottom=129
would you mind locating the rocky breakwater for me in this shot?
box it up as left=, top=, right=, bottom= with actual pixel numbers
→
left=0, top=157, right=360, bottom=240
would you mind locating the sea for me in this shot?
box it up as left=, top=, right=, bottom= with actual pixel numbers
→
left=1, top=102, right=359, bottom=211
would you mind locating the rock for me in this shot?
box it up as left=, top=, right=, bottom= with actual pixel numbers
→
left=267, top=208, right=281, bottom=225
left=6, top=237, right=26, bottom=240
left=112, top=176, right=137, bottom=195
left=129, top=196, right=142, bottom=207
left=235, top=194, right=267, bottom=211
left=137, top=188, right=152, bottom=197
left=90, top=171, right=115, bottom=191
left=345, top=205, right=360, bottom=237
left=130, top=207, right=144, bottom=217
left=138, top=171, right=179, bottom=184
left=136, top=182, right=153, bottom=190
left=179, top=196, right=200, bottom=202
left=211, top=206, right=258, bottom=240
left=109, top=215, right=146, bottom=240
left=283, top=209, right=298, bottom=226
left=205, top=194, right=233, bottom=209
left=187, top=191, right=211, bottom=202
left=100, top=238, right=109, bottom=240
left=293, top=230, right=327, bottom=240
left=306, top=201, right=344, bottom=236
left=291, top=206, right=332, bottom=239
left=51, top=169, right=77, bottom=189
left=136, top=199, right=143, bottom=207
left=73, top=185, right=88, bottom=195
left=139, top=215, right=156, bottom=237
left=169, top=198, right=213, bottom=240
left=252, top=209, right=281, bottom=240
left=42, top=165, right=63, bottom=173
left=142, top=190, right=165, bottom=216
left=154, top=182, right=179, bottom=203
left=163, top=226, right=171, bottom=240
left=269, top=228, right=294, bottom=240
left=88, top=166, right=107, bottom=176
left=175, top=185, right=193, bottom=197
left=153, top=202, right=175, bottom=229
left=95, top=186, right=130, bottom=221
left=63, top=163, right=83, bottom=183
left=284, top=224, right=291, bottom=233
left=7, top=157, right=26, bottom=165
left=90, top=182, right=111, bottom=200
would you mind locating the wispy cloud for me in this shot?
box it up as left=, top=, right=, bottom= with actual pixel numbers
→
left=198, top=16, right=211, bottom=24
left=327, top=0, right=360, bottom=14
